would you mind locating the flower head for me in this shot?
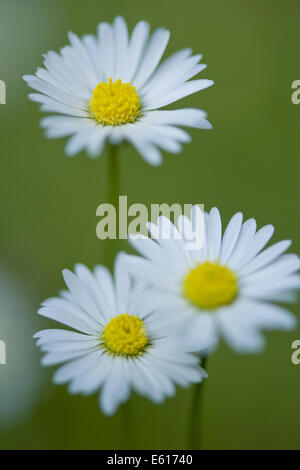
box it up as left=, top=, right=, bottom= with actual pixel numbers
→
left=23, top=16, right=213, bottom=165
left=125, top=206, right=300, bottom=353
left=34, top=254, right=208, bottom=415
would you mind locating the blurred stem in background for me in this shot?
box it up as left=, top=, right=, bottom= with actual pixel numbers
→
left=105, top=144, right=133, bottom=449
left=105, top=144, right=120, bottom=269
left=189, top=356, right=208, bottom=450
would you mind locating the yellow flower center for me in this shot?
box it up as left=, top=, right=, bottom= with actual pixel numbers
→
left=89, top=78, right=141, bottom=126
left=183, top=261, right=238, bottom=310
left=102, top=313, right=148, bottom=357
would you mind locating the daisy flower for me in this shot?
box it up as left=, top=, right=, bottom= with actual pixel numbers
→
left=34, top=254, right=208, bottom=416
left=23, top=16, right=213, bottom=165
left=125, top=207, right=300, bottom=353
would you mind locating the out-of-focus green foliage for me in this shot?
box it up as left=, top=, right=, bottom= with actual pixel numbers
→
left=0, top=0, right=300, bottom=450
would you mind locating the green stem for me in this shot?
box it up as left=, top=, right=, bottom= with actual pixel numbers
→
left=189, top=356, right=208, bottom=450
left=106, top=145, right=132, bottom=448
left=108, top=144, right=120, bottom=211
left=122, top=399, right=133, bottom=449
left=105, top=144, right=120, bottom=268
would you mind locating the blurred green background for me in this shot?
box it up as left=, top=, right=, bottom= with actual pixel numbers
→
left=1, top=0, right=300, bottom=450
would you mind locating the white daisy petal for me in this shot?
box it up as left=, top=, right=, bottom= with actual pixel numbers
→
left=240, top=300, right=297, bottom=331
left=100, top=358, right=131, bottom=415
left=113, top=16, right=129, bottom=80
left=140, top=48, right=193, bottom=97
left=41, top=116, right=95, bottom=138
left=60, top=43, right=96, bottom=93
left=25, top=77, right=88, bottom=109
left=207, top=207, right=222, bottom=260
left=124, top=254, right=172, bottom=286
left=242, top=274, right=300, bottom=298
left=142, top=57, right=206, bottom=103
left=234, top=224, right=274, bottom=270
left=34, top=329, right=96, bottom=345
left=241, top=254, right=300, bottom=287
left=130, top=359, right=166, bottom=403
left=82, top=35, right=104, bottom=82
left=108, top=126, right=125, bottom=145
left=39, top=338, right=98, bottom=354
left=34, top=67, right=80, bottom=98
left=133, top=28, right=170, bottom=90
left=97, top=22, right=115, bottom=81
left=42, top=51, right=90, bottom=97
left=62, top=269, right=103, bottom=322
left=67, top=31, right=99, bottom=86
left=64, top=130, right=93, bottom=156
left=239, top=240, right=292, bottom=277
left=185, top=314, right=217, bottom=352
left=123, top=127, right=163, bottom=165
left=219, top=212, right=243, bottom=264
left=69, top=353, right=112, bottom=395
left=145, top=79, right=214, bottom=110
left=53, top=350, right=103, bottom=385
left=218, top=309, right=266, bottom=353
left=27, top=90, right=79, bottom=111
left=93, top=265, right=117, bottom=316
left=38, top=305, right=99, bottom=335
left=150, top=216, right=192, bottom=271
left=145, top=352, right=203, bottom=387
left=142, top=109, right=212, bottom=129
left=127, top=122, right=183, bottom=154
left=86, top=127, right=111, bottom=158
left=41, top=349, right=94, bottom=366
left=73, top=264, right=109, bottom=318
left=226, top=218, right=257, bottom=269
left=126, top=21, right=150, bottom=82
left=38, top=99, right=90, bottom=118
left=129, top=234, right=174, bottom=272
